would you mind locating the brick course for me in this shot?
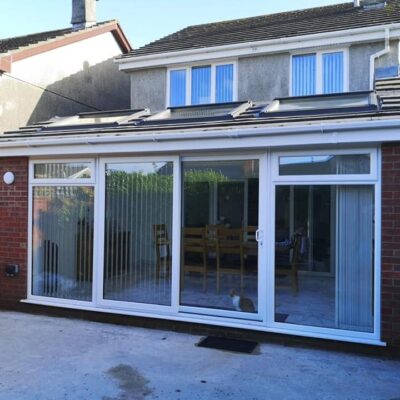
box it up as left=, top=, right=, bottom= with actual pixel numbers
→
left=382, top=144, right=400, bottom=351
left=0, top=157, right=28, bottom=306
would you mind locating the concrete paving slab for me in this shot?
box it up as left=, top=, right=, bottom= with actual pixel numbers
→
left=0, top=311, right=399, bottom=400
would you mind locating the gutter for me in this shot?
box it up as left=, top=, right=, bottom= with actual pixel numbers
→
left=1, top=118, right=400, bottom=150
left=116, top=22, right=400, bottom=70
left=370, top=28, right=391, bottom=90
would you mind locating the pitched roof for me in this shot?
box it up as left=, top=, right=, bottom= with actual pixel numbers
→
left=120, top=0, right=400, bottom=59
left=0, top=20, right=131, bottom=54
left=0, top=20, right=131, bottom=72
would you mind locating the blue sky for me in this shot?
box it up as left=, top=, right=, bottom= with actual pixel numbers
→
left=0, top=0, right=342, bottom=49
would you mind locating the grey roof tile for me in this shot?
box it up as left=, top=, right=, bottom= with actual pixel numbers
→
left=120, top=1, right=400, bottom=58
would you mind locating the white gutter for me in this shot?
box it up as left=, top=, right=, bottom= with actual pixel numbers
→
left=1, top=118, right=400, bottom=151
left=370, top=28, right=391, bottom=89
left=116, top=23, right=400, bottom=71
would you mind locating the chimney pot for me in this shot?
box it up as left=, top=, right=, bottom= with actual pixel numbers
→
left=71, top=0, right=97, bottom=30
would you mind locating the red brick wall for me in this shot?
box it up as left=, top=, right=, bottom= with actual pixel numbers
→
left=381, top=144, right=400, bottom=350
left=0, top=157, right=28, bottom=307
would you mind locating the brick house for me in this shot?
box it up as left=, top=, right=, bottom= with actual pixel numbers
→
left=1, top=0, right=400, bottom=355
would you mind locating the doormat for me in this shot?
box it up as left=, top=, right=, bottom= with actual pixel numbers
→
left=197, top=336, right=258, bottom=354
left=275, top=313, right=289, bottom=322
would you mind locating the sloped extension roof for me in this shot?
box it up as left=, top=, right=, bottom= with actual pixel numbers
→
left=0, top=20, right=131, bottom=73
left=118, top=0, right=400, bottom=60
left=3, top=92, right=400, bottom=148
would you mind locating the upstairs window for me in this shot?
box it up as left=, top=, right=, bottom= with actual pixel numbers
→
left=291, top=50, right=347, bottom=97
left=168, top=62, right=236, bottom=107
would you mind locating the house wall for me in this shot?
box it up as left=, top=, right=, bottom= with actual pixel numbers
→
left=381, top=143, right=400, bottom=350
left=130, top=67, right=167, bottom=112
left=126, top=39, right=400, bottom=109
left=0, top=32, right=130, bottom=133
left=238, top=53, right=290, bottom=101
left=349, top=40, right=399, bottom=92
left=0, top=157, right=28, bottom=307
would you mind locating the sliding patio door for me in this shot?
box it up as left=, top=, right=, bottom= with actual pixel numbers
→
left=99, top=159, right=175, bottom=307
left=179, top=158, right=262, bottom=318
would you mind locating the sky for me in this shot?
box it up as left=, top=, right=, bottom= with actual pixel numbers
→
left=0, top=0, right=343, bottom=49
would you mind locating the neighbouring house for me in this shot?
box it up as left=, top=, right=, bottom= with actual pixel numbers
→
left=0, top=0, right=131, bottom=133
left=1, top=0, right=400, bottom=355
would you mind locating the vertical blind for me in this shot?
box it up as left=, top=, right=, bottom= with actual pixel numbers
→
left=104, top=162, right=173, bottom=306
left=337, top=185, right=374, bottom=332
left=191, top=66, right=211, bottom=105
left=292, top=54, right=316, bottom=96
left=323, top=52, right=344, bottom=94
left=32, top=186, right=94, bottom=301
left=216, top=64, right=234, bottom=103
left=170, top=69, right=186, bottom=107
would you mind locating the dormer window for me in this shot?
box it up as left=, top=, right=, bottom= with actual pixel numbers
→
left=168, top=62, right=237, bottom=107
left=291, top=50, right=349, bottom=96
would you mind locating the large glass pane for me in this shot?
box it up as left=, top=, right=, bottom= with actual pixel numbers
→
left=279, top=154, right=370, bottom=175
left=34, top=163, right=92, bottom=179
left=191, top=66, right=211, bottom=105
left=103, top=162, right=173, bottom=306
left=216, top=64, right=234, bottom=103
left=323, top=51, right=344, bottom=94
left=275, top=184, right=374, bottom=332
left=170, top=70, right=186, bottom=107
left=181, top=160, right=259, bottom=314
left=32, top=186, right=94, bottom=301
left=292, top=54, right=316, bottom=96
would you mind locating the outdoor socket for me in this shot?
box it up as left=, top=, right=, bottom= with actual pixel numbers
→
left=5, top=264, right=19, bottom=277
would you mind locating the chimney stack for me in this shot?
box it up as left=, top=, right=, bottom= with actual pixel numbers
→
left=354, top=0, right=360, bottom=6
left=71, top=0, right=97, bottom=30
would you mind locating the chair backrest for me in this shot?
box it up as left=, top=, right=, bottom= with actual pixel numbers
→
left=182, top=227, right=206, bottom=253
left=153, top=224, right=170, bottom=258
left=291, top=233, right=302, bottom=268
left=217, top=228, right=243, bottom=251
left=243, top=226, right=257, bottom=243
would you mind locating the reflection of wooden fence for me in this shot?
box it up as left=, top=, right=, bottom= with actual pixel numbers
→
left=43, top=240, right=59, bottom=295
left=104, top=231, right=131, bottom=279
left=76, top=218, right=94, bottom=282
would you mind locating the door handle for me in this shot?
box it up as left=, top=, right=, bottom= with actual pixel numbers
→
left=255, top=229, right=263, bottom=246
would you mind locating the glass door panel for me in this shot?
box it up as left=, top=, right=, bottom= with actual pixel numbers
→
left=103, top=162, right=173, bottom=306
left=274, top=184, right=374, bottom=332
left=180, top=160, right=259, bottom=314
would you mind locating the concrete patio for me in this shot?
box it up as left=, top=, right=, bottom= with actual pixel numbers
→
left=0, top=311, right=399, bottom=400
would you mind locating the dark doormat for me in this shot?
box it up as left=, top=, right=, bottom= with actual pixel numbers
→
left=275, top=313, right=289, bottom=322
left=197, top=336, right=258, bottom=354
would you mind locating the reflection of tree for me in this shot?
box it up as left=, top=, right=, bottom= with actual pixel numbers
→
left=106, top=169, right=228, bottom=194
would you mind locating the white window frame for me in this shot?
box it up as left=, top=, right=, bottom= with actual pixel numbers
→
left=27, top=158, right=98, bottom=307
left=166, top=60, right=238, bottom=107
left=24, top=149, right=384, bottom=346
left=267, top=147, right=381, bottom=343
left=289, top=48, right=350, bottom=96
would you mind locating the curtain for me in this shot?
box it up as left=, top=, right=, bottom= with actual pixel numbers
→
left=292, top=54, right=316, bottom=96
left=191, top=66, right=211, bottom=105
left=170, top=69, right=186, bottom=107
left=336, top=185, right=374, bottom=332
left=216, top=64, right=234, bottom=103
left=323, top=52, right=344, bottom=94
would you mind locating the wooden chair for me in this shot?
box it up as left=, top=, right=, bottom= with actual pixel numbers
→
left=275, top=233, right=302, bottom=293
left=153, top=224, right=172, bottom=281
left=181, top=227, right=208, bottom=291
left=243, top=226, right=258, bottom=258
left=215, top=228, right=244, bottom=294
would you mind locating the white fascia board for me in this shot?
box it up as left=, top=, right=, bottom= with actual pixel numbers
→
left=117, top=23, right=400, bottom=71
left=2, top=118, right=400, bottom=157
